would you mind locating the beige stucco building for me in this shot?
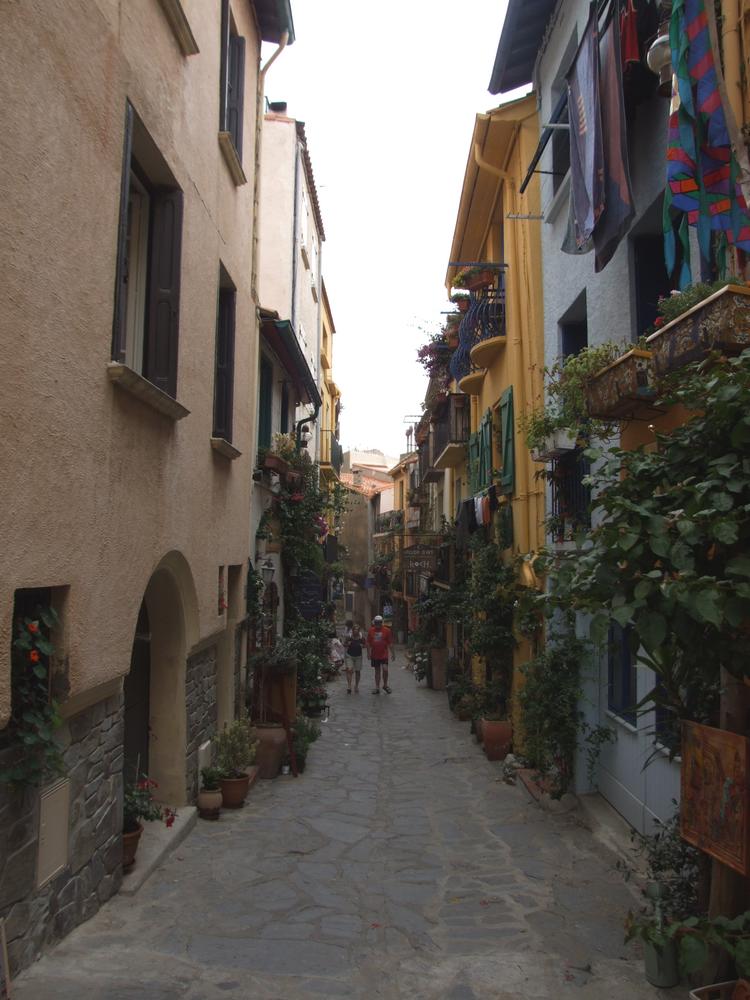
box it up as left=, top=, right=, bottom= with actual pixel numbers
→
left=0, top=0, right=293, bottom=974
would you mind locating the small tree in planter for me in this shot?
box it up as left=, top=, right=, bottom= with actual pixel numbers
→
left=215, top=717, right=258, bottom=808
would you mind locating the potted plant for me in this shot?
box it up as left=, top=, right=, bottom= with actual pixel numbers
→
left=451, top=291, right=470, bottom=313
left=453, top=264, right=496, bottom=291
left=584, top=348, right=656, bottom=420
left=625, top=901, right=681, bottom=989
left=122, top=775, right=176, bottom=871
left=476, top=677, right=512, bottom=761
left=215, top=717, right=258, bottom=808
left=292, top=713, right=320, bottom=773
left=197, top=767, right=223, bottom=821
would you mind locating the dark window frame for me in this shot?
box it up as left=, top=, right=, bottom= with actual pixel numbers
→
left=258, top=354, right=273, bottom=450
left=219, top=0, right=246, bottom=158
left=112, top=101, right=183, bottom=399
left=608, top=623, right=637, bottom=724
left=213, top=271, right=236, bottom=442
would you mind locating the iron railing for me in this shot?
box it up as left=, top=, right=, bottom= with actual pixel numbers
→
left=431, top=393, right=470, bottom=462
left=319, top=429, right=343, bottom=474
left=550, top=450, right=591, bottom=542
left=449, top=272, right=507, bottom=383
left=374, top=509, right=404, bottom=534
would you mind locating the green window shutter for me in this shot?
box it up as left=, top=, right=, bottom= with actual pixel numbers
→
left=468, top=432, right=480, bottom=494
left=500, top=386, right=515, bottom=494
left=258, top=356, right=273, bottom=450
left=477, top=410, right=492, bottom=489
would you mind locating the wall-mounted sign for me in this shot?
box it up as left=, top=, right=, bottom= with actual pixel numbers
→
left=403, top=544, right=437, bottom=575
left=681, top=721, right=749, bottom=875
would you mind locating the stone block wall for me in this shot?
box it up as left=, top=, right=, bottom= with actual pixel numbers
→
left=185, top=645, right=217, bottom=802
left=0, top=693, right=124, bottom=975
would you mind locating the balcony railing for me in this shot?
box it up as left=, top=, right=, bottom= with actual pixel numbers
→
left=374, top=509, right=404, bottom=534
left=550, top=450, right=591, bottom=543
left=431, top=394, right=470, bottom=465
left=319, top=429, right=343, bottom=474
left=450, top=272, right=507, bottom=384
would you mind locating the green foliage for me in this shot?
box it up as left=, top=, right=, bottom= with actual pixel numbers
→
left=626, top=908, right=750, bottom=977
left=582, top=722, right=616, bottom=789
left=546, top=351, right=750, bottom=736
left=518, top=627, right=588, bottom=797
left=283, top=618, right=334, bottom=690
left=200, top=767, right=222, bottom=791
left=466, top=537, right=517, bottom=662
left=215, top=717, right=258, bottom=779
left=0, top=606, right=65, bottom=789
left=292, top=713, right=320, bottom=770
left=123, top=775, right=176, bottom=832
left=650, top=277, right=741, bottom=332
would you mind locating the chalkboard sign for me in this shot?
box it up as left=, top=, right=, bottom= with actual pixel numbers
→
left=404, top=544, right=437, bottom=575
left=293, top=570, right=324, bottom=621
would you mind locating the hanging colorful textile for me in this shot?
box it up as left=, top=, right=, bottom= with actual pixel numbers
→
left=566, top=3, right=605, bottom=249
left=594, top=8, right=635, bottom=272
left=664, top=0, right=750, bottom=285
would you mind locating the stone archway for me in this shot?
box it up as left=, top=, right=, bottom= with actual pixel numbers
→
left=124, top=552, right=199, bottom=808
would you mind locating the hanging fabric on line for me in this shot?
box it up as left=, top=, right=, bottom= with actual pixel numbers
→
left=664, top=0, right=750, bottom=285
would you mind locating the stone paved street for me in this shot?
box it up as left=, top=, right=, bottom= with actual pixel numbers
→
left=14, top=650, right=673, bottom=999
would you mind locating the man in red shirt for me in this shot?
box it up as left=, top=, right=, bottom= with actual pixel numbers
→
left=366, top=614, right=394, bottom=694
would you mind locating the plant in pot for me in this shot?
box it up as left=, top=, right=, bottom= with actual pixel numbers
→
left=292, top=713, right=320, bottom=773
left=477, top=676, right=512, bottom=761
left=625, top=885, right=681, bottom=990
left=122, top=775, right=176, bottom=871
left=197, top=767, right=223, bottom=821
left=215, top=717, right=258, bottom=808
left=249, top=641, right=297, bottom=779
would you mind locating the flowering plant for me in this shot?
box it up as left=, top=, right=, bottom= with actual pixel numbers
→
left=123, top=776, right=177, bottom=833
left=416, top=332, right=452, bottom=377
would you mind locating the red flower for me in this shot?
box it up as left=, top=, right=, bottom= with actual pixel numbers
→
left=654, top=316, right=664, bottom=328
left=29, top=650, right=40, bottom=663
left=27, top=622, right=39, bottom=634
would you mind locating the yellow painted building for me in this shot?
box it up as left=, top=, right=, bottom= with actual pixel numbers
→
left=444, top=93, right=545, bottom=728
left=318, top=279, right=342, bottom=482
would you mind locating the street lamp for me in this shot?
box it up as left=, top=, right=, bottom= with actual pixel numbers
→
left=296, top=422, right=311, bottom=451
left=258, top=556, right=274, bottom=587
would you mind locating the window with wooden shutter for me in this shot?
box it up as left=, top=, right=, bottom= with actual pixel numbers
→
left=144, top=189, right=183, bottom=398
left=280, top=381, right=290, bottom=434
left=477, top=410, right=492, bottom=490
left=112, top=102, right=183, bottom=400
left=213, top=278, right=236, bottom=441
left=258, top=356, right=273, bottom=450
left=499, top=386, right=515, bottom=494
left=220, top=1, right=245, bottom=158
left=468, top=432, right=480, bottom=495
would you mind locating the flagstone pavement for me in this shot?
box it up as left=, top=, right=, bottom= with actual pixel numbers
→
left=13, top=648, right=676, bottom=999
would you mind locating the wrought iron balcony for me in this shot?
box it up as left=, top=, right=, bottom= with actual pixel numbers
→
left=430, top=393, right=469, bottom=471
left=449, top=271, right=507, bottom=394
left=374, top=509, right=404, bottom=534
left=319, top=429, right=343, bottom=475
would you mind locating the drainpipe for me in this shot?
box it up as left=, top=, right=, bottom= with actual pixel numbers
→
left=473, top=142, right=511, bottom=183
left=251, top=31, right=289, bottom=303
left=291, top=140, right=300, bottom=332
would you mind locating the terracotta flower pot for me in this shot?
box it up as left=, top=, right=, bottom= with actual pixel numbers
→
left=197, top=787, right=223, bottom=820
left=122, top=822, right=143, bottom=872
left=475, top=718, right=484, bottom=744
left=482, top=719, right=512, bottom=761
left=255, top=724, right=287, bottom=779
left=219, top=773, right=251, bottom=808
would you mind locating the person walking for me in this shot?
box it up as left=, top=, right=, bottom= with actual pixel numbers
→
left=366, top=614, right=394, bottom=694
left=344, top=623, right=364, bottom=693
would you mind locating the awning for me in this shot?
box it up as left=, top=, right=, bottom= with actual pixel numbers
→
left=488, top=0, right=557, bottom=94
left=260, top=313, right=322, bottom=408
left=255, top=0, right=296, bottom=45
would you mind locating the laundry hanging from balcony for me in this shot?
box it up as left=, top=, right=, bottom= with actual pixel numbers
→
left=663, top=0, right=750, bottom=285
left=562, top=1, right=634, bottom=269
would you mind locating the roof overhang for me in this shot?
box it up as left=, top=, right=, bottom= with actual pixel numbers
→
left=255, top=0, right=296, bottom=45
left=445, top=95, right=536, bottom=291
left=260, top=312, right=322, bottom=408
left=489, top=0, right=555, bottom=94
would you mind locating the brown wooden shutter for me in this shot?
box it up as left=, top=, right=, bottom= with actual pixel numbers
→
left=112, top=101, right=134, bottom=363
left=227, top=34, right=245, bottom=156
left=213, top=288, right=235, bottom=440
left=219, top=0, right=230, bottom=130
left=145, top=189, right=183, bottom=398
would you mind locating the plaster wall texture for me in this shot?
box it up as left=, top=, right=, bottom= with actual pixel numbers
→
left=0, top=0, right=262, bottom=722
left=258, top=116, right=297, bottom=317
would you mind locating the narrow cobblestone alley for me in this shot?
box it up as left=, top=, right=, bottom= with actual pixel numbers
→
left=14, top=651, right=669, bottom=1000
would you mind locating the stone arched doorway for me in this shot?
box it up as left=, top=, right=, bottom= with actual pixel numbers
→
left=124, top=553, right=198, bottom=808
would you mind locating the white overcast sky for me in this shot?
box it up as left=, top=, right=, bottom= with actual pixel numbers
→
left=262, top=1, right=514, bottom=460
